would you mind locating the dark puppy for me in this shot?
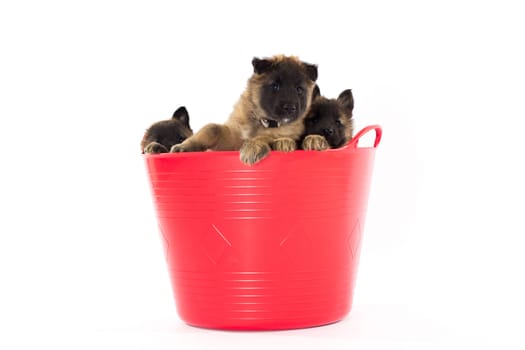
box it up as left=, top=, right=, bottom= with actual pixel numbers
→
left=300, top=86, right=354, bottom=151
left=141, top=106, right=193, bottom=153
left=171, top=55, right=318, bottom=165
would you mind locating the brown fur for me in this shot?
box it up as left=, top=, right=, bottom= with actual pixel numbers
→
left=300, top=87, right=354, bottom=151
left=171, top=55, right=318, bottom=165
left=141, top=106, right=193, bottom=153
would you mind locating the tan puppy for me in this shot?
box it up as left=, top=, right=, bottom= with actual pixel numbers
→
left=171, top=55, right=318, bottom=165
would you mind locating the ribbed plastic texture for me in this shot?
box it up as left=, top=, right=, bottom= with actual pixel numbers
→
left=144, top=125, right=382, bottom=330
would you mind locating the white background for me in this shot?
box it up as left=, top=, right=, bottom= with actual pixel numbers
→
left=1, top=0, right=524, bottom=348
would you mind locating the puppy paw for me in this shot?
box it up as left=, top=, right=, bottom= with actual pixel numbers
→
left=170, top=144, right=186, bottom=153
left=240, top=140, right=271, bottom=165
left=144, top=142, right=169, bottom=154
left=302, top=135, right=330, bottom=151
left=170, top=142, right=207, bottom=152
left=272, top=137, right=296, bottom=152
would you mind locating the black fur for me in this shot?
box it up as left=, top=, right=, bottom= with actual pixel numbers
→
left=255, top=58, right=318, bottom=124
left=141, top=106, right=193, bottom=153
left=336, top=89, right=354, bottom=112
left=300, top=89, right=354, bottom=149
left=312, top=84, right=321, bottom=100
left=252, top=58, right=274, bottom=74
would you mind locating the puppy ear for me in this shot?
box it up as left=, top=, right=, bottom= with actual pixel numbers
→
left=304, top=63, right=318, bottom=82
left=252, top=57, right=274, bottom=74
left=312, top=84, right=321, bottom=100
left=172, top=106, right=190, bottom=127
left=337, top=89, right=354, bottom=113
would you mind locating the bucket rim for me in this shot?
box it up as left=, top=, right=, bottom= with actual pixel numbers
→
left=142, top=124, right=382, bottom=159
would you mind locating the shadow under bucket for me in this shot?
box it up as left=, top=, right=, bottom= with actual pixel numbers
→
left=143, top=125, right=382, bottom=330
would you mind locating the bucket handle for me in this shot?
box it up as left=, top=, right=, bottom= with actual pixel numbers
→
left=349, top=125, right=382, bottom=148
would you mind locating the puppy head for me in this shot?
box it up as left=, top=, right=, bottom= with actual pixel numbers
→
left=141, top=106, right=193, bottom=152
left=250, top=55, right=318, bottom=127
left=303, top=89, right=354, bottom=148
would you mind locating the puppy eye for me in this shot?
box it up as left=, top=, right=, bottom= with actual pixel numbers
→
left=336, top=119, right=343, bottom=126
left=296, top=86, right=304, bottom=95
left=178, top=136, right=185, bottom=142
left=271, top=83, right=280, bottom=92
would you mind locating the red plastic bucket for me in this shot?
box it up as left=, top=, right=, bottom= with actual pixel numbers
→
left=144, top=125, right=382, bottom=330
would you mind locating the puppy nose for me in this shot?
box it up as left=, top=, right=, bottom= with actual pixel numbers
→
left=281, top=103, right=297, bottom=114
left=323, top=128, right=334, bottom=136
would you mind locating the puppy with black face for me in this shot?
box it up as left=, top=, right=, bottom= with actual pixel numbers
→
left=171, top=55, right=318, bottom=165
left=300, top=86, right=354, bottom=151
left=141, top=106, right=193, bottom=154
